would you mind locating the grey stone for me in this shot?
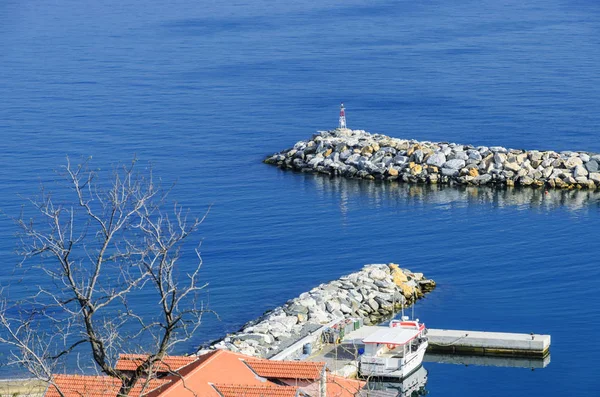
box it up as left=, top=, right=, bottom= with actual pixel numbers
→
left=490, top=146, right=507, bottom=153
left=565, top=157, right=583, bottom=169
left=426, top=152, right=446, bottom=167
left=519, top=176, right=534, bottom=186
left=453, top=151, right=469, bottom=161
left=468, top=150, right=482, bottom=161
left=473, top=174, right=492, bottom=184
left=585, top=160, right=599, bottom=173
left=504, top=162, right=521, bottom=172
left=412, top=150, right=424, bottom=163
left=369, top=269, right=387, bottom=280
left=393, top=155, right=409, bottom=165
left=367, top=298, right=379, bottom=312
left=589, top=173, right=600, bottom=183
left=441, top=167, right=459, bottom=176
left=325, top=300, right=340, bottom=313
left=443, top=159, right=466, bottom=169
left=235, top=333, right=274, bottom=345
left=574, top=165, right=588, bottom=178
left=493, top=153, right=507, bottom=164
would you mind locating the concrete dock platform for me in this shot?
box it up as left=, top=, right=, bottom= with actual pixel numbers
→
left=427, top=329, right=551, bottom=358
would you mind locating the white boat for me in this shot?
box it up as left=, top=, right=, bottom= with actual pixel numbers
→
left=359, top=317, right=428, bottom=379
left=357, top=365, right=428, bottom=397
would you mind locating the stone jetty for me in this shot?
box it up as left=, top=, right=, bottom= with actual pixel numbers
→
left=208, top=264, right=435, bottom=358
left=265, top=129, right=600, bottom=189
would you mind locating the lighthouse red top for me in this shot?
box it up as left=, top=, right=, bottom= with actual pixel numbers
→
left=339, top=103, right=347, bottom=129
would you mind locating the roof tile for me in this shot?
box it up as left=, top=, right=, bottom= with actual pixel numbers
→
left=45, top=375, right=169, bottom=397
left=214, top=384, right=299, bottom=397
left=244, top=360, right=325, bottom=380
left=116, top=354, right=197, bottom=372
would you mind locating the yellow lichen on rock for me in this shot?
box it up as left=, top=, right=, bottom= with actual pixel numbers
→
left=400, top=284, right=415, bottom=298
left=324, top=148, right=332, bottom=157
left=411, top=164, right=423, bottom=175
left=469, top=168, right=479, bottom=177
left=389, top=263, right=408, bottom=286
left=361, top=146, right=373, bottom=155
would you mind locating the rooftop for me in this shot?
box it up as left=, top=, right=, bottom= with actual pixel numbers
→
left=213, top=384, right=299, bottom=397
left=245, top=359, right=325, bottom=379
left=45, top=375, right=168, bottom=397
left=362, top=327, right=420, bottom=346
left=116, top=354, right=198, bottom=372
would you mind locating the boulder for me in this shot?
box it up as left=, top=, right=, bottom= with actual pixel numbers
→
left=565, top=157, right=583, bottom=169
left=369, top=268, right=388, bottom=280
left=444, top=159, right=466, bottom=169
left=235, top=333, right=274, bottom=345
left=574, top=165, right=588, bottom=178
left=426, top=152, right=447, bottom=167
left=504, top=162, right=521, bottom=172
left=493, top=153, right=507, bottom=164
left=585, top=160, right=599, bottom=173
left=325, top=300, right=340, bottom=313
left=474, top=174, right=492, bottom=184
left=441, top=167, right=459, bottom=176
left=589, top=173, right=600, bottom=183
left=367, top=298, right=379, bottom=312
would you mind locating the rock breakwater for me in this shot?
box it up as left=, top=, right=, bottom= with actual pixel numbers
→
left=209, top=264, right=435, bottom=358
left=265, top=129, right=600, bottom=189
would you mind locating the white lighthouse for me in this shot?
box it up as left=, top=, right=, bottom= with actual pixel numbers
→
left=339, top=103, right=347, bottom=129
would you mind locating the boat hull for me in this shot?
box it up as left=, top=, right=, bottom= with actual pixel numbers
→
left=360, top=341, right=428, bottom=379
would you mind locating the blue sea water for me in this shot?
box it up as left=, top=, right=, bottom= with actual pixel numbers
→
left=1, top=0, right=600, bottom=395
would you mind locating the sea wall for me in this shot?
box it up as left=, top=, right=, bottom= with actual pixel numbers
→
left=265, top=129, right=600, bottom=189
left=208, top=264, right=435, bottom=358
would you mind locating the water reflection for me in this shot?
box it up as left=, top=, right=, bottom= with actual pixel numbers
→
left=424, top=353, right=551, bottom=369
left=360, top=366, right=429, bottom=396
left=303, top=174, right=600, bottom=213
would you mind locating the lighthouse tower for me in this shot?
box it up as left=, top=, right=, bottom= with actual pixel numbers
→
left=339, top=103, right=347, bottom=129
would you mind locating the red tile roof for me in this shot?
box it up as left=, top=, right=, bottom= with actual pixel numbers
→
left=245, top=359, right=326, bottom=380
left=116, top=354, right=198, bottom=372
left=213, top=384, right=299, bottom=397
left=144, top=350, right=278, bottom=397
left=326, top=375, right=366, bottom=397
left=45, top=375, right=169, bottom=397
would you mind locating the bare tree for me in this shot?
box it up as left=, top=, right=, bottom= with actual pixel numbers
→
left=0, top=158, right=212, bottom=396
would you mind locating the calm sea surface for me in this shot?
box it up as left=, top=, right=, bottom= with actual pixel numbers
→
left=1, top=0, right=600, bottom=394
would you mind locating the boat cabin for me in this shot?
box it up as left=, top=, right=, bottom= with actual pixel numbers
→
left=359, top=320, right=427, bottom=378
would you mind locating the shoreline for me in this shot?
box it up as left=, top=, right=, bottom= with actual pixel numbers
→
left=204, top=263, right=435, bottom=359
left=265, top=129, right=600, bottom=190
left=2, top=264, right=435, bottom=389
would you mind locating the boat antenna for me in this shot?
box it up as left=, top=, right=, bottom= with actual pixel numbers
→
left=411, top=290, right=415, bottom=320
left=401, top=293, right=405, bottom=320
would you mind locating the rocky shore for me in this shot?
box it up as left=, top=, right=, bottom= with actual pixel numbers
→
left=208, top=264, right=435, bottom=358
left=265, top=129, right=600, bottom=189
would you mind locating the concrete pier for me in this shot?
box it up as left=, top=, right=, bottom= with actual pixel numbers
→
left=427, top=329, right=551, bottom=358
